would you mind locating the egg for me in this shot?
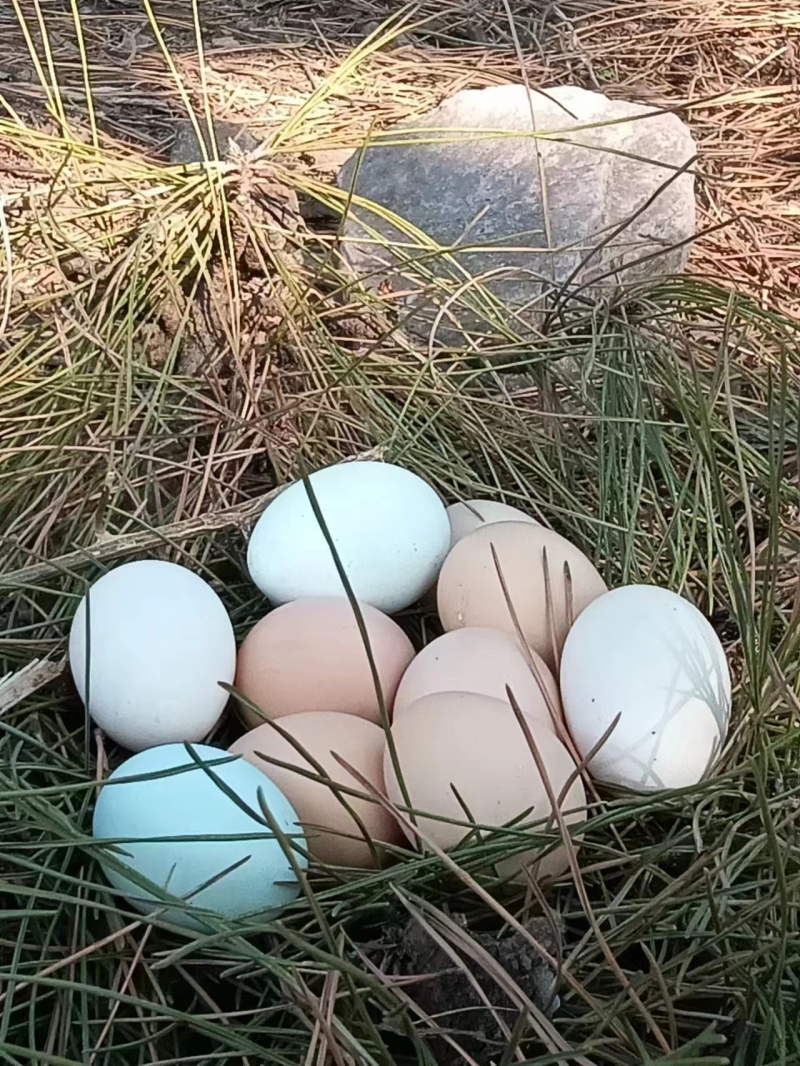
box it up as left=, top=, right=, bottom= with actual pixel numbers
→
left=229, top=712, right=402, bottom=867
left=69, top=560, right=236, bottom=751
left=393, top=628, right=560, bottom=728
left=235, top=598, right=414, bottom=729
left=437, top=522, right=607, bottom=670
left=92, top=743, right=304, bottom=932
left=561, top=584, right=731, bottom=791
left=247, top=461, right=450, bottom=613
left=447, top=499, right=539, bottom=547
left=384, top=691, right=585, bottom=879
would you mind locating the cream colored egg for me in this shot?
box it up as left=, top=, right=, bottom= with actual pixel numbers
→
left=447, top=499, right=539, bottom=547
left=393, top=628, right=560, bottom=728
left=235, top=598, right=414, bottom=729
left=436, top=522, right=607, bottom=670
left=230, top=712, right=402, bottom=867
left=384, top=691, right=585, bottom=880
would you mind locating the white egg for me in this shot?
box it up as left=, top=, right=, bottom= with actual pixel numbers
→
left=247, top=461, right=450, bottom=613
left=447, top=499, right=539, bottom=547
left=561, top=584, right=731, bottom=791
left=69, top=560, right=236, bottom=751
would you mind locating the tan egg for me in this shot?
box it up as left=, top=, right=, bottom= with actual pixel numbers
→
left=393, top=628, right=560, bottom=729
left=447, top=499, right=539, bottom=547
left=436, top=522, right=607, bottom=671
left=384, top=691, right=585, bottom=880
left=229, top=712, right=402, bottom=867
left=235, top=598, right=414, bottom=729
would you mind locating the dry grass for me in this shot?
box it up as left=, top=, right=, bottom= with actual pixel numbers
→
left=2, top=0, right=798, bottom=312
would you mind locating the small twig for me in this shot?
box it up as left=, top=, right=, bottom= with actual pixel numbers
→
left=0, top=657, right=65, bottom=715
left=0, top=446, right=383, bottom=589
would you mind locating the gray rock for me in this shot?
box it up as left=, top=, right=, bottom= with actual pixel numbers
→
left=336, top=85, right=697, bottom=340
left=170, top=118, right=259, bottom=165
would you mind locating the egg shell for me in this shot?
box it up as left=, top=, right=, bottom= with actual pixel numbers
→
left=92, top=743, right=304, bottom=932
left=393, top=628, right=560, bottom=728
left=235, top=598, right=414, bottom=729
left=69, top=560, right=236, bottom=751
left=229, top=712, right=402, bottom=867
left=247, top=461, right=450, bottom=614
left=436, top=522, right=607, bottom=671
left=561, top=584, right=731, bottom=792
left=384, top=691, right=586, bottom=880
left=447, top=499, right=539, bottom=547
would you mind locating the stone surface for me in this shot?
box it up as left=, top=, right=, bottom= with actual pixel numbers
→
left=170, top=118, right=259, bottom=165
left=336, top=84, right=697, bottom=338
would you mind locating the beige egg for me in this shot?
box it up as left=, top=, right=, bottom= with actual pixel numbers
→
left=384, top=691, right=585, bottom=880
left=229, top=712, right=402, bottom=867
left=235, top=598, right=414, bottom=729
left=447, top=499, right=539, bottom=547
left=393, top=628, right=560, bottom=728
left=436, top=522, right=607, bottom=671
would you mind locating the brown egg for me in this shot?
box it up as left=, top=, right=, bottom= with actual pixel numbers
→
left=235, top=598, right=415, bottom=729
left=230, top=712, right=402, bottom=867
left=384, top=691, right=585, bottom=880
left=436, top=522, right=607, bottom=670
left=393, top=628, right=560, bottom=728
left=447, top=499, right=539, bottom=548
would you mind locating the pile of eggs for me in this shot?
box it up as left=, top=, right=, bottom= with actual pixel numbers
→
left=73, top=460, right=732, bottom=931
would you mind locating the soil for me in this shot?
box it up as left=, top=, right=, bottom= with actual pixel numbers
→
left=361, top=908, right=563, bottom=1065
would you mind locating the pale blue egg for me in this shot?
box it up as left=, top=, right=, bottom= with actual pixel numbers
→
left=92, top=743, right=306, bottom=931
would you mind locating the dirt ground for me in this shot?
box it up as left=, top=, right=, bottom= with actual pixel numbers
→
left=1, top=0, right=798, bottom=315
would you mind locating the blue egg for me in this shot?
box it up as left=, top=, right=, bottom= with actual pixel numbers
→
left=92, top=743, right=306, bottom=931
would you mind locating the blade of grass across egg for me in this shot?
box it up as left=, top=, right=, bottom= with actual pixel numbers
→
left=89, top=844, right=254, bottom=933
left=447, top=782, right=484, bottom=849
left=226, top=697, right=397, bottom=811
left=489, top=540, right=563, bottom=730
left=224, top=688, right=382, bottom=867
left=550, top=709, right=622, bottom=813
left=330, top=749, right=559, bottom=851
left=563, top=559, right=575, bottom=633
left=541, top=545, right=561, bottom=675
left=299, top=471, right=414, bottom=817
left=226, top=691, right=390, bottom=810
left=503, top=686, right=584, bottom=880
left=182, top=742, right=291, bottom=831
left=489, top=537, right=631, bottom=862
left=251, top=783, right=358, bottom=1013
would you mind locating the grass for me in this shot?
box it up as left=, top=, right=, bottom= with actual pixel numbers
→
left=2, top=1, right=800, bottom=1064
